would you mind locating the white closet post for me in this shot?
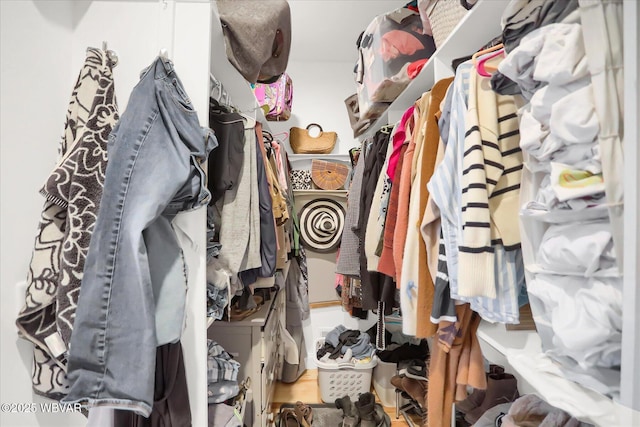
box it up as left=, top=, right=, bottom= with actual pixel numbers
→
left=157, top=0, right=176, bottom=58
left=158, top=1, right=211, bottom=425
left=621, top=0, right=639, bottom=412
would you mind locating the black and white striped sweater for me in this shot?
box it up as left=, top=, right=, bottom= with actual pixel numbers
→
left=458, top=65, right=523, bottom=298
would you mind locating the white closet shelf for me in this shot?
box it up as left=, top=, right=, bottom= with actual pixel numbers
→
left=254, top=261, right=291, bottom=289
left=257, top=106, right=272, bottom=134
left=292, top=189, right=348, bottom=196
left=523, top=264, right=622, bottom=278
left=477, top=321, right=637, bottom=426
left=520, top=206, right=609, bottom=224
left=358, top=0, right=507, bottom=140
left=289, top=153, right=350, bottom=161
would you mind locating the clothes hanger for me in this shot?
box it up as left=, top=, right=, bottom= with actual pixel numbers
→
left=101, top=41, right=118, bottom=67
left=475, top=48, right=505, bottom=77
left=472, top=43, right=504, bottom=77
left=209, top=73, right=234, bottom=110
left=209, top=74, right=260, bottom=118
left=262, top=129, right=274, bottom=144
left=272, top=131, right=289, bottom=145
left=379, top=124, right=394, bottom=135
left=471, top=42, right=503, bottom=60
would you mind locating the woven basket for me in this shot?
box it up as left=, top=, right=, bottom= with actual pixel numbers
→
left=290, top=123, right=337, bottom=154
left=424, top=0, right=468, bottom=49
left=311, top=160, right=349, bottom=190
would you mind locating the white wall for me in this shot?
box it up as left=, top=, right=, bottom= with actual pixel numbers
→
left=1, top=2, right=211, bottom=426
left=69, top=1, right=162, bottom=110
left=267, top=60, right=361, bottom=155
left=0, top=1, right=86, bottom=426
left=266, top=0, right=403, bottom=155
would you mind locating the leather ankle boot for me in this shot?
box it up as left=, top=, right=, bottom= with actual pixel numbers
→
left=356, top=392, right=377, bottom=427
left=390, top=374, right=405, bottom=392
left=400, top=377, right=427, bottom=409
left=456, top=364, right=506, bottom=414
left=464, top=372, right=519, bottom=425
left=335, top=395, right=359, bottom=426
left=374, top=403, right=391, bottom=427
left=455, top=387, right=485, bottom=414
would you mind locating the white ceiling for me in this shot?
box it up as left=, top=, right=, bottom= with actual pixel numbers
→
left=287, top=0, right=404, bottom=63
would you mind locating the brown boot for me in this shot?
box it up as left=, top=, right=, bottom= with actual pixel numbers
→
left=464, top=372, right=519, bottom=425
left=390, top=374, right=405, bottom=392
left=356, top=392, right=377, bottom=427
left=336, top=395, right=359, bottom=426
left=456, top=364, right=505, bottom=414
left=455, top=388, right=486, bottom=414
left=400, top=377, right=428, bottom=409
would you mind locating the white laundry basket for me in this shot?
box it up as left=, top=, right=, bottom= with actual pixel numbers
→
left=315, top=338, right=377, bottom=403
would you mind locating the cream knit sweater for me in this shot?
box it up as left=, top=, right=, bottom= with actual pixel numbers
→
left=458, top=67, right=523, bottom=298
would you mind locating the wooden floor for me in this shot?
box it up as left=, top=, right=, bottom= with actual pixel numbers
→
left=272, top=369, right=422, bottom=426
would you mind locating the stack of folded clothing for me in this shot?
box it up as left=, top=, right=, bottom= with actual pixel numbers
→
left=208, top=378, right=249, bottom=427
left=207, top=340, right=241, bottom=404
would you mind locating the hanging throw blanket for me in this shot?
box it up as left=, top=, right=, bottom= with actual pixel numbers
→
left=15, top=47, right=118, bottom=399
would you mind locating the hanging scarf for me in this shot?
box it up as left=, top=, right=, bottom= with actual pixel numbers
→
left=16, top=47, right=118, bottom=398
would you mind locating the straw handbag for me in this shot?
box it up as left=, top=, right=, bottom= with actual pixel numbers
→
left=289, top=123, right=337, bottom=154
left=311, top=159, right=349, bottom=190
left=419, top=0, right=468, bottom=49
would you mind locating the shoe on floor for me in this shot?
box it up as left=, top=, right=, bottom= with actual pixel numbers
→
left=464, top=372, right=519, bottom=425
left=356, top=392, right=390, bottom=427
left=336, top=395, right=358, bottom=417
left=336, top=394, right=360, bottom=426
left=281, top=408, right=301, bottom=427
left=294, top=401, right=312, bottom=427
left=456, top=387, right=485, bottom=414
left=401, top=377, right=428, bottom=408
left=405, top=359, right=429, bottom=381
left=456, top=365, right=504, bottom=414
left=390, top=374, right=405, bottom=392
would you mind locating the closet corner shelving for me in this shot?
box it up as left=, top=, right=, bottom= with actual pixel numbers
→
left=288, top=153, right=351, bottom=172
left=353, top=0, right=640, bottom=424
left=288, top=153, right=351, bottom=161
left=476, top=322, right=638, bottom=426
left=292, top=189, right=348, bottom=196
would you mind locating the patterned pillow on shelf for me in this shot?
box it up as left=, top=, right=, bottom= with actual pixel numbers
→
left=290, top=169, right=312, bottom=190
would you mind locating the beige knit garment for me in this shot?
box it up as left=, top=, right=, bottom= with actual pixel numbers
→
left=458, top=57, right=523, bottom=298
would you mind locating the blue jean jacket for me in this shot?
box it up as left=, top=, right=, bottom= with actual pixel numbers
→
left=63, top=56, right=216, bottom=416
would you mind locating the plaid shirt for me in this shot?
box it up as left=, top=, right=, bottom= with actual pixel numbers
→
left=207, top=340, right=240, bottom=383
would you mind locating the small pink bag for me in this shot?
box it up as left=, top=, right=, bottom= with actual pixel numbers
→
left=253, top=73, right=293, bottom=121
